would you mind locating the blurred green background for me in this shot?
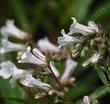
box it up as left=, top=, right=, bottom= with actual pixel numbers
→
left=0, top=0, right=110, bottom=104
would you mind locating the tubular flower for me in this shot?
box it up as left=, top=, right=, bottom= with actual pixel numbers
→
left=0, top=61, right=32, bottom=86
left=83, top=96, right=90, bottom=104
left=0, top=20, right=27, bottom=39
left=60, top=57, right=77, bottom=84
left=20, top=73, right=52, bottom=91
left=0, top=60, right=51, bottom=91
left=37, top=37, right=60, bottom=53
left=58, top=29, right=81, bottom=47
left=0, top=39, right=25, bottom=54
left=0, top=61, right=16, bottom=79
left=82, top=53, right=100, bottom=67
left=49, top=61, right=60, bottom=77
left=9, top=68, right=32, bottom=87
left=91, top=53, right=100, bottom=64
left=18, top=47, right=47, bottom=67
left=68, top=17, right=99, bottom=36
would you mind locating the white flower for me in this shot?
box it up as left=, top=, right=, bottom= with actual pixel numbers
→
left=37, top=37, right=60, bottom=53
left=82, top=53, right=100, bottom=67
left=0, top=61, right=32, bottom=86
left=49, top=61, right=60, bottom=77
left=58, top=29, right=81, bottom=47
left=88, top=21, right=99, bottom=33
left=0, top=61, right=50, bottom=91
left=0, top=60, right=51, bottom=91
left=83, top=96, right=90, bottom=104
left=9, top=68, right=32, bottom=86
left=91, top=53, right=100, bottom=64
left=0, top=39, right=25, bottom=54
left=68, top=17, right=98, bottom=36
left=0, top=61, right=16, bottom=79
left=60, top=57, right=77, bottom=84
left=0, top=20, right=27, bottom=39
left=18, top=47, right=47, bottom=67
left=20, top=73, right=52, bottom=91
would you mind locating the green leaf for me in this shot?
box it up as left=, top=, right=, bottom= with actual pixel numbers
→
left=0, top=78, right=25, bottom=104
left=9, top=0, right=31, bottom=32
left=76, top=85, right=109, bottom=104
left=96, top=68, right=110, bottom=91
left=60, top=0, right=93, bottom=25
left=89, top=1, right=110, bottom=22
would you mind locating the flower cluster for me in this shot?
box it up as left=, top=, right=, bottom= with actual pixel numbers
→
left=58, top=17, right=100, bottom=67
left=0, top=61, right=52, bottom=93
left=58, top=17, right=99, bottom=47
left=0, top=20, right=28, bottom=54
left=0, top=17, right=104, bottom=103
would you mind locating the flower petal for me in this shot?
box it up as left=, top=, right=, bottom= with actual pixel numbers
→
left=37, top=37, right=60, bottom=53
left=0, top=20, right=27, bottom=39
left=61, top=57, right=77, bottom=82
left=0, top=39, right=25, bottom=54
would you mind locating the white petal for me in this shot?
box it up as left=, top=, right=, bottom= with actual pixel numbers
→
left=33, top=48, right=46, bottom=62
left=0, top=61, right=16, bottom=79
left=20, top=73, right=52, bottom=91
left=83, top=96, right=90, bottom=104
left=18, top=47, right=47, bottom=67
left=49, top=61, right=60, bottom=77
left=82, top=53, right=100, bottom=67
left=61, top=57, right=77, bottom=82
left=58, top=30, right=81, bottom=47
left=0, top=20, right=27, bottom=39
left=0, top=39, right=25, bottom=54
left=88, top=21, right=99, bottom=33
left=68, top=17, right=97, bottom=36
left=37, top=37, right=60, bottom=53
left=91, top=53, right=100, bottom=63
left=9, top=68, right=33, bottom=87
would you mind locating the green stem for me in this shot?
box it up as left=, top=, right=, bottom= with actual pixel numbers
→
left=48, top=63, right=74, bottom=104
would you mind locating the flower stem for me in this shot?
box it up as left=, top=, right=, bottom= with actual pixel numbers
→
left=48, top=63, right=74, bottom=104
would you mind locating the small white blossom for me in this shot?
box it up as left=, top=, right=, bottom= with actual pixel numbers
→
left=0, top=39, right=25, bottom=54
left=83, top=96, right=90, bottom=104
left=58, top=29, right=81, bottom=47
left=9, top=68, right=32, bottom=87
left=60, top=57, right=77, bottom=84
left=49, top=61, right=60, bottom=77
left=0, top=20, right=27, bottom=39
left=91, top=53, right=100, bottom=64
left=37, top=37, right=60, bottom=53
left=0, top=61, right=32, bottom=86
left=18, top=47, right=47, bottom=67
left=0, top=60, right=50, bottom=90
left=68, top=17, right=98, bottom=36
left=88, top=21, right=99, bottom=33
left=82, top=53, right=100, bottom=67
left=0, top=61, right=16, bottom=79
left=20, top=73, right=52, bottom=91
